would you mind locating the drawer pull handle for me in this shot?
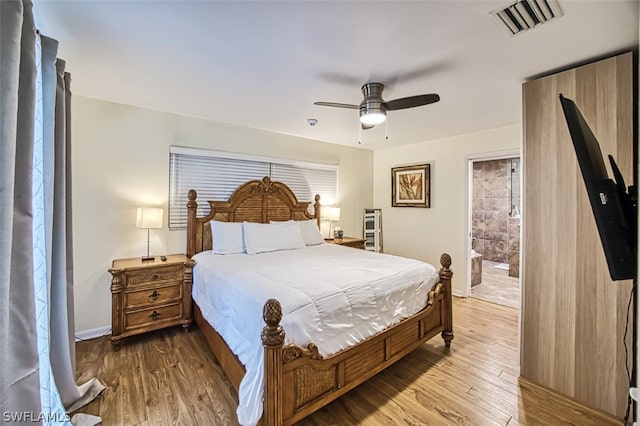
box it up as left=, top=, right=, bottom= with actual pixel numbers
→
left=152, top=274, right=159, bottom=281
left=149, top=311, right=160, bottom=320
left=150, top=290, right=159, bottom=300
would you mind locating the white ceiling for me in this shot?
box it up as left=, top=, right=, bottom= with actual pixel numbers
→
left=33, top=1, right=638, bottom=149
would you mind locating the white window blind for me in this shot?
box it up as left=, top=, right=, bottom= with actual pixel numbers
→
left=169, top=146, right=338, bottom=229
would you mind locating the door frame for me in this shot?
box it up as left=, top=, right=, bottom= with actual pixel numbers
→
left=464, top=149, right=521, bottom=298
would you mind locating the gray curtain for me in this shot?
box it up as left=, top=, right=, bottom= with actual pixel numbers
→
left=43, top=41, right=104, bottom=415
left=1, top=1, right=103, bottom=423
left=0, top=1, right=42, bottom=422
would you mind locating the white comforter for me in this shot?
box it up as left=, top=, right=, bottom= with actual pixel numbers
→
left=192, top=243, right=438, bottom=426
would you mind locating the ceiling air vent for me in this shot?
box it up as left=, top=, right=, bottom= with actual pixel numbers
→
left=491, top=0, right=564, bottom=36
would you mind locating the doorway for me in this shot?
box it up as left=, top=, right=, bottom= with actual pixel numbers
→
left=467, top=154, right=521, bottom=310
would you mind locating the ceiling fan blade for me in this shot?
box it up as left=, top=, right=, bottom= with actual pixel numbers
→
left=314, top=101, right=359, bottom=109
left=384, top=94, right=440, bottom=111
left=361, top=122, right=375, bottom=130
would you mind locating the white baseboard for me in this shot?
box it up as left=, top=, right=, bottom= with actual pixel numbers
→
left=452, top=288, right=467, bottom=298
left=75, top=325, right=111, bottom=342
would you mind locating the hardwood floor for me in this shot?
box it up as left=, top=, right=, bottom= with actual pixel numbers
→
left=74, top=297, right=623, bottom=425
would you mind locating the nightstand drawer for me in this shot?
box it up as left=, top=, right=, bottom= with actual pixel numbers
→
left=125, top=303, right=183, bottom=330
left=125, top=284, right=182, bottom=309
left=126, top=268, right=183, bottom=287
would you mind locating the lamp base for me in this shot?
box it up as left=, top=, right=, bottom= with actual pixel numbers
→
left=141, top=255, right=155, bottom=262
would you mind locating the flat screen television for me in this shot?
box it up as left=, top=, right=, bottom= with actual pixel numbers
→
left=559, top=94, right=636, bottom=281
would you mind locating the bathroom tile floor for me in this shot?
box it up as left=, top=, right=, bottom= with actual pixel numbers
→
left=470, top=260, right=520, bottom=309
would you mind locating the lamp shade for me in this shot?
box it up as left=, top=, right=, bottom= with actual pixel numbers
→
left=321, top=206, right=341, bottom=222
left=136, top=207, right=163, bottom=229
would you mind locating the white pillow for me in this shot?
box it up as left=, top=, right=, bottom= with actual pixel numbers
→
left=297, top=219, right=325, bottom=246
left=243, top=221, right=306, bottom=255
left=269, top=219, right=325, bottom=246
left=210, top=220, right=245, bottom=254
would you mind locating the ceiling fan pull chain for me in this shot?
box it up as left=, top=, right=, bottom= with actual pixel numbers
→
left=385, top=119, right=389, bottom=141
left=358, top=120, right=362, bottom=144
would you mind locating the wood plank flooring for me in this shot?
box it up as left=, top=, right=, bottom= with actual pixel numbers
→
left=74, top=297, right=624, bottom=425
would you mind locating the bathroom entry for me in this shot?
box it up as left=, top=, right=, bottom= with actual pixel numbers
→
left=468, top=156, right=521, bottom=310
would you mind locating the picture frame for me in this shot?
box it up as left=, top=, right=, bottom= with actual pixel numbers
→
left=391, top=164, right=430, bottom=208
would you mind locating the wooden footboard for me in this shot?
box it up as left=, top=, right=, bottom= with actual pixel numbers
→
left=261, top=254, right=453, bottom=426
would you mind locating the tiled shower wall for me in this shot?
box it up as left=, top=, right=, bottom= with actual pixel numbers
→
left=472, top=159, right=520, bottom=274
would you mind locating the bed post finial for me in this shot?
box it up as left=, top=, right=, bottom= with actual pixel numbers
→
left=439, top=253, right=452, bottom=278
left=187, top=190, right=198, bottom=258
left=262, top=299, right=284, bottom=347
left=262, top=299, right=284, bottom=425
left=439, top=253, right=454, bottom=348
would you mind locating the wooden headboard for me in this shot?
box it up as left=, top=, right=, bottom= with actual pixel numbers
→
left=186, top=176, right=321, bottom=257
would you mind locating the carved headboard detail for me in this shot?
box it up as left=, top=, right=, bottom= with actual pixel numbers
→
left=186, top=176, right=321, bottom=257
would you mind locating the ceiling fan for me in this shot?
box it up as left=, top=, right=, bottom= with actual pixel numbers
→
left=314, top=82, right=440, bottom=130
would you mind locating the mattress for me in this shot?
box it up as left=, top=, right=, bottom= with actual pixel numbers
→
left=192, top=243, right=439, bottom=425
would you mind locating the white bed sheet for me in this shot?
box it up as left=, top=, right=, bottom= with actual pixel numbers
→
left=192, top=243, right=439, bottom=426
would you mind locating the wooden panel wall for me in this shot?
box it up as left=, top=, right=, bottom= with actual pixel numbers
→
left=522, top=52, right=634, bottom=417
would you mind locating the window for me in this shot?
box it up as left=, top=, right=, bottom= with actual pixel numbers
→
left=168, top=146, right=338, bottom=229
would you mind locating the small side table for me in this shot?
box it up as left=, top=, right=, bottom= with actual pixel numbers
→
left=325, top=237, right=366, bottom=250
left=109, top=254, right=195, bottom=348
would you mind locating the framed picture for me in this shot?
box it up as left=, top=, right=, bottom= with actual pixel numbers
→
left=391, top=164, right=430, bottom=208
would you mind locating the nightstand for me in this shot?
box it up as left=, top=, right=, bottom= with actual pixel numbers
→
left=325, top=237, right=366, bottom=250
left=109, top=254, right=195, bottom=348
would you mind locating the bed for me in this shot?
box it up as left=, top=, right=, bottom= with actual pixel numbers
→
left=186, top=176, right=453, bottom=426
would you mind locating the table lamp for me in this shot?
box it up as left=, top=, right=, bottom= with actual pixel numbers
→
left=136, top=207, right=163, bottom=261
left=321, top=206, right=341, bottom=239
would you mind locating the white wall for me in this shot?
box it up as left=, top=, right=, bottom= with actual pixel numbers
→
left=372, top=124, right=521, bottom=295
left=72, top=96, right=373, bottom=333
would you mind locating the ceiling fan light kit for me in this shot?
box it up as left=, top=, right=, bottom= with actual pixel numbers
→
left=360, top=108, right=386, bottom=126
